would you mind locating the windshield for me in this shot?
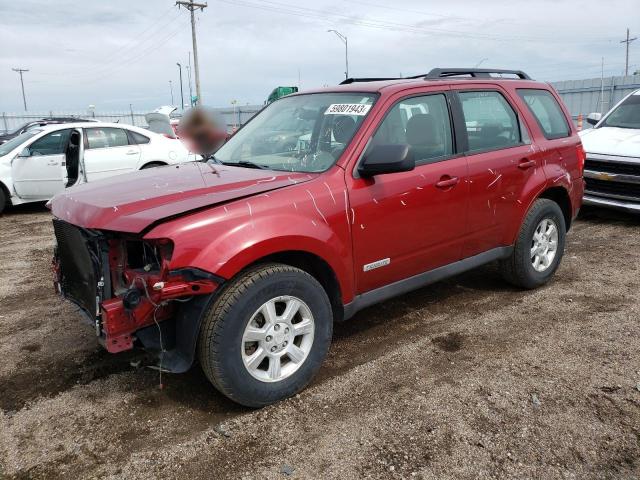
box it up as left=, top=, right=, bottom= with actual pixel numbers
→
left=0, top=129, right=42, bottom=157
left=213, top=92, right=377, bottom=172
left=602, top=93, right=640, bottom=129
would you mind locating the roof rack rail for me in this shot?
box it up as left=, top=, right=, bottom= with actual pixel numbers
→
left=340, top=73, right=430, bottom=85
left=340, top=77, right=401, bottom=84
left=425, top=68, right=532, bottom=80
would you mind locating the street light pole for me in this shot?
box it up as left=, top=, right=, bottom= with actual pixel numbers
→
left=12, top=68, right=29, bottom=111
left=176, top=62, right=185, bottom=110
left=327, top=30, right=348, bottom=79
left=169, top=80, right=174, bottom=105
left=186, top=51, right=194, bottom=106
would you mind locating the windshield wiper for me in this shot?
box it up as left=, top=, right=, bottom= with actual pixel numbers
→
left=220, top=160, right=267, bottom=169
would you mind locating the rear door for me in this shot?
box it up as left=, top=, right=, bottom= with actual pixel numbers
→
left=452, top=87, right=544, bottom=257
left=12, top=129, right=71, bottom=199
left=83, top=127, right=141, bottom=181
left=348, top=90, right=469, bottom=293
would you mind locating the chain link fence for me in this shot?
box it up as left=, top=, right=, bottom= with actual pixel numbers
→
left=1, top=106, right=263, bottom=134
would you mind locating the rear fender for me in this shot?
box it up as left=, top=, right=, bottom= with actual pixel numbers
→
left=502, top=159, right=573, bottom=245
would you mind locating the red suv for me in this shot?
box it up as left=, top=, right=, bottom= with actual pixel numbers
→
left=51, top=68, right=584, bottom=407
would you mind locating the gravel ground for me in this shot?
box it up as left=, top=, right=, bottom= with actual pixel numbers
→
left=0, top=203, right=639, bottom=480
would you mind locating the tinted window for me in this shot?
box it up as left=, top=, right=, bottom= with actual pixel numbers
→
left=370, top=94, right=453, bottom=164
left=129, top=130, right=150, bottom=144
left=86, top=128, right=130, bottom=149
left=459, top=91, right=521, bottom=152
left=28, top=129, right=71, bottom=156
left=517, top=89, right=570, bottom=139
left=601, top=93, right=640, bottom=129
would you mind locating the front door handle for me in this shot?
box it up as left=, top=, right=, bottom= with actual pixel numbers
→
left=518, top=158, right=537, bottom=170
left=435, top=175, right=459, bottom=189
left=126, top=150, right=138, bottom=155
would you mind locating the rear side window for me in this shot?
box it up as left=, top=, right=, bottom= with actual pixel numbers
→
left=86, top=128, right=130, bottom=149
left=128, top=130, right=150, bottom=144
left=517, top=89, right=570, bottom=140
left=458, top=91, right=521, bottom=152
left=370, top=93, right=454, bottom=164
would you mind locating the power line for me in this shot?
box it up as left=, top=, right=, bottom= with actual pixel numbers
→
left=213, top=0, right=617, bottom=44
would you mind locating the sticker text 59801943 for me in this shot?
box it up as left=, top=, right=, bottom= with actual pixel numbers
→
left=325, top=104, right=372, bottom=116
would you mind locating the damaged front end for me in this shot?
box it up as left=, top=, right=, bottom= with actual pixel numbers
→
left=52, top=219, right=221, bottom=372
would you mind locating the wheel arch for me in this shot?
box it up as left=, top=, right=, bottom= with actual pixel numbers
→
left=538, top=186, right=572, bottom=231
left=139, top=161, right=168, bottom=170
left=239, top=250, right=345, bottom=323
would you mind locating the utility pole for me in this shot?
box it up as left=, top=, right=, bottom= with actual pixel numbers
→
left=186, top=51, right=194, bottom=106
left=176, top=0, right=207, bottom=105
left=621, top=28, right=637, bottom=76
left=12, top=68, right=29, bottom=111
left=176, top=62, right=185, bottom=110
left=169, top=80, right=174, bottom=105
left=327, top=30, right=348, bottom=79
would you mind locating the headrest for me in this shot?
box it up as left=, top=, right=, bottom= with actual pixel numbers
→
left=405, top=114, right=438, bottom=146
left=332, top=116, right=356, bottom=144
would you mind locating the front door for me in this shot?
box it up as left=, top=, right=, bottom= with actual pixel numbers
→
left=348, top=92, right=469, bottom=294
left=12, top=129, right=71, bottom=199
left=83, top=127, right=140, bottom=181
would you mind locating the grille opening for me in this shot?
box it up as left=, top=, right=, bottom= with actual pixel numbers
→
left=125, top=240, right=161, bottom=272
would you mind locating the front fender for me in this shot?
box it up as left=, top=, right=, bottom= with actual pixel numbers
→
left=146, top=173, right=355, bottom=302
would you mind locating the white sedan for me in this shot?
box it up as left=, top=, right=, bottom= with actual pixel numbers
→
left=0, top=122, right=198, bottom=213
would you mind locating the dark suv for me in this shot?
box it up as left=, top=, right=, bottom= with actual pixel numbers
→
left=50, top=68, right=584, bottom=407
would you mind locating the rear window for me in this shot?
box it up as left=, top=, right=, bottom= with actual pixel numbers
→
left=458, top=90, right=522, bottom=152
left=517, top=89, right=570, bottom=140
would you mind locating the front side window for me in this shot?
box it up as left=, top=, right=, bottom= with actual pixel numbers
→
left=459, top=90, right=521, bottom=152
left=369, top=94, right=453, bottom=164
left=28, top=129, right=71, bottom=156
left=213, top=93, right=377, bottom=172
left=517, top=89, right=570, bottom=139
left=86, top=128, right=130, bottom=149
left=601, top=92, right=640, bottom=129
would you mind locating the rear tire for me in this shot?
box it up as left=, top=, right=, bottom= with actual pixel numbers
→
left=198, top=263, right=333, bottom=407
left=500, top=198, right=566, bottom=289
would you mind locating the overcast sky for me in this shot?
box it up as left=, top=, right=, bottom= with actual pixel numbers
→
left=0, top=0, right=638, bottom=112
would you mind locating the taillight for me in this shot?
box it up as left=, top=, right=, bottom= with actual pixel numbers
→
left=576, top=143, right=586, bottom=175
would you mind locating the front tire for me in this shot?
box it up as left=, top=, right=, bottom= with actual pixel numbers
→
left=500, top=198, right=566, bottom=289
left=0, top=189, right=7, bottom=214
left=198, top=263, right=333, bottom=407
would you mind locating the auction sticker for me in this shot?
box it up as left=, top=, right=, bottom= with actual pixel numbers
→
left=325, top=103, right=372, bottom=115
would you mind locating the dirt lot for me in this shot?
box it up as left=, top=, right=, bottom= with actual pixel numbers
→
left=0, top=204, right=639, bottom=480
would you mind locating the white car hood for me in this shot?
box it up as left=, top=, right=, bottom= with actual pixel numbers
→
left=579, top=127, right=640, bottom=158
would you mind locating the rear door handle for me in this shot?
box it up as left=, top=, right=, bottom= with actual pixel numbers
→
left=518, top=158, right=537, bottom=170
left=435, top=176, right=459, bottom=189
left=126, top=150, right=138, bottom=155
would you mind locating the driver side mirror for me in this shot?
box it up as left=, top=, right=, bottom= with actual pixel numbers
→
left=358, top=144, right=415, bottom=177
left=586, top=112, right=602, bottom=126
left=17, top=147, right=31, bottom=158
